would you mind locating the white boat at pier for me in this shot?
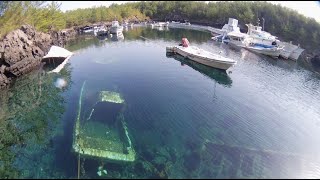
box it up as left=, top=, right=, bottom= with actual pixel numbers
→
left=210, top=18, right=304, bottom=60
left=245, top=23, right=304, bottom=60
left=93, top=25, right=108, bottom=37
left=243, top=43, right=283, bottom=58
left=110, top=21, right=123, bottom=34
left=227, top=31, right=283, bottom=58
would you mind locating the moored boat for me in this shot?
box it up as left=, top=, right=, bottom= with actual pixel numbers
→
left=166, top=38, right=236, bottom=70
left=211, top=17, right=305, bottom=60
left=110, top=21, right=123, bottom=34
left=93, top=25, right=108, bottom=37
left=244, top=43, right=283, bottom=58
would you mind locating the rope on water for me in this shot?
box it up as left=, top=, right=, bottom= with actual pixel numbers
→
left=78, top=150, right=81, bottom=179
left=77, top=80, right=86, bottom=179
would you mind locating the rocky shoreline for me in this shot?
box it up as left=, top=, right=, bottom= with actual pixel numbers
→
left=0, top=23, right=319, bottom=89
left=0, top=25, right=77, bottom=89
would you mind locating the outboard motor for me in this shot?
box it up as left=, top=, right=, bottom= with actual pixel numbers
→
left=181, top=38, right=190, bottom=47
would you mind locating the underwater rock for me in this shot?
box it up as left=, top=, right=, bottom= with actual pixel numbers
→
left=184, top=138, right=201, bottom=152
left=134, top=162, right=146, bottom=174
left=168, top=148, right=177, bottom=163
left=154, top=156, right=167, bottom=167
left=183, top=152, right=201, bottom=172
left=141, top=149, right=155, bottom=162
left=310, top=54, right=320, bottom=73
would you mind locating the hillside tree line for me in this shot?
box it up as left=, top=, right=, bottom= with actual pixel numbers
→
left=0, top=1, right=319, bottom=52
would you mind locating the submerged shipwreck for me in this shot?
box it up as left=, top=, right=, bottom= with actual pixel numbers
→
left=73, top=81, right=136, bottom=162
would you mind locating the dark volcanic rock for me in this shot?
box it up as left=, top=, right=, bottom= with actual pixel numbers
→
left=311, top=55, right=320, bottom=68
left=50, top=27, right=77, bottom=47
left=0, top=24, right=53, bottom=81
left=0, top=24, right=77, bottom=89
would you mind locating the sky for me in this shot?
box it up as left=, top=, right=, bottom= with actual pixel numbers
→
left=56, top=1, right=320, bottom=23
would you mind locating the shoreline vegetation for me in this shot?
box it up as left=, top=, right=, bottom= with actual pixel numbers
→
left=0, top=2, right=320, bottom=179
left=0, top=1, right=320, bottom=90
left=1, top=1, right=319, bottom=54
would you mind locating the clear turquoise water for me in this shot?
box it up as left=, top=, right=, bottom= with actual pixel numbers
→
left=1, top=26, right=320, bottom=178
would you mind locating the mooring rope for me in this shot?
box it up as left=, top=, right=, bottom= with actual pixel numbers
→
left=77, top=150, right=81, bottom=179
left=77, top=80, right=86, bottom=179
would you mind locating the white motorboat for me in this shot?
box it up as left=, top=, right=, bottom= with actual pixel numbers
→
left=166, top=38, right=236, bottom=70
left=122, top=21, right=129, bottom=27
left=226, top=31, right=250, bottom=47
left=169, top=20, right=191, bottom=28
left=244, top=43, right=283, bottom=58
left=93, top=25, right=108, bottom=37
left=211, top=18, right=304, bottom=60
left=226, top=31, right=282, bottom=58
left=209, top=18, right=240, bottom=36
left=153, top=22, right=169, bottom=27
left=245, top=23, right=304, bottom=60
left=183, top=20, right=191, bottom=26
left=109, top=31, right=124, bottom=41
left=82, top=26, right=94, bottom=34
left=110, top=21, right=123, bottom=34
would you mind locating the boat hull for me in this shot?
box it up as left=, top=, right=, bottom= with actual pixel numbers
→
left=244, top=46, right=281, bottom=58
left=73, top=82, right=136, bottom=163
left=110, top=26, right=123, bottom=34
left=168, top=46, right=236, bottom=70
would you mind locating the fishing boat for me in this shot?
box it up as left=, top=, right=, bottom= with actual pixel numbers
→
left=93, top=25, right=108, bottom=37
left=211, top=34, right=231, bottom=44
left=153, top=21, right=169, bottom=27
left=209, top=18, right=241, bottom=36
left=110, top=21, right=123, bottom=34
left=73, top=81, right=136, bottom=162
left=226, top=31, right=250, bottom=47
left=245, top=22, right=304, bottom=60
left=210, top=18, right=304, bottom=60
left=82, top=26, right=94, bottom=34
left=122, top=21, right=129, bottom=27
left=166, top=38, right=236, bottom=70
left=109, top=31, right=124, bottom=41
left=243, top=42, right=283, bottom=58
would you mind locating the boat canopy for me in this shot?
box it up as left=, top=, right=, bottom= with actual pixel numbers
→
left=43, top=46, right=73, bottom=59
